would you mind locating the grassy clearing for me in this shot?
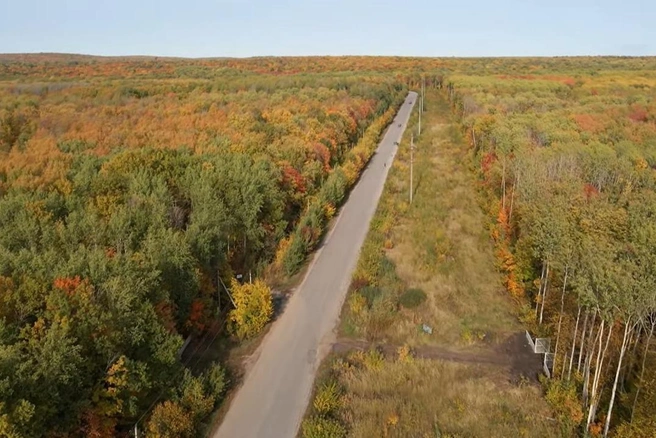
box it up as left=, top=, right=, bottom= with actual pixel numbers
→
left=303, top=90, right=563, bottom=438
left=343, top=91, right=517, bottom=347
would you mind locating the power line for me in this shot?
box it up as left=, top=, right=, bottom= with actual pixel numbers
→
left=131, top=311, right=228, bottom=435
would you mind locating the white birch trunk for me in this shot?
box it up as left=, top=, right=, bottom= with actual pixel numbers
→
left=603, top=319, right=632, bottom=437
left=567, top=306, right=581, bottom=380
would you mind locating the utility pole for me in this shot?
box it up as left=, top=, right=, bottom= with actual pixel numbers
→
left=418, top=96, right=421, bottom=136
left=410, top=134, right=414, bottom=204
left=421, top=76, right=425, bottom=113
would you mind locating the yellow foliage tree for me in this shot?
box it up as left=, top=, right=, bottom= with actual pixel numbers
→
left=146, top=401, right=193, bottom=438
left=229, top=279, right=273, bottom=340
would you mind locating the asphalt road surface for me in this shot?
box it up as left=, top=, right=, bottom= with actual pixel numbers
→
left=214, top=92, right=418, bottom=438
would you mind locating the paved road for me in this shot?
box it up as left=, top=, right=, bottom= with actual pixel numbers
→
left=214, top=92, right=417, bottom=438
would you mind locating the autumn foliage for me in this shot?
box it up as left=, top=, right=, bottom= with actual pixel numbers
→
left=228, top=279, right=274, bottom=340
left=0, top=55, right=408, bottom=437
left=448, top=59, right=656, bottom=436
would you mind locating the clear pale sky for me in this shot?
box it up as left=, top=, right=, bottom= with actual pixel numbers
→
left=1, top=0, right=653, bottom=57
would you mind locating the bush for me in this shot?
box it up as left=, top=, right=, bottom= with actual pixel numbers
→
left=319, top=168, right=347, bottom=206
left=179, top=370, right=214, bottom=421
left=229, top=279, right=273, bottom=340
left=399, top=288, right=427, bottom=309
left=301, top=416, right=346, bottom=438
left=362, top=348, right=385, bottom=371
left=312, top=381, right=342, bottom=415
left=203, top=362, right=227, bottom=402
left=359, top=285, right=382, bottom=307
left=282, top=235, right=306, bottom=276
left=147, top=400, right=194, bottom=438
left=544, top=379, right=583, bottom=435
left=348, top=292, right=368, bottom=316
left=366, top=297, right=398, bottom=339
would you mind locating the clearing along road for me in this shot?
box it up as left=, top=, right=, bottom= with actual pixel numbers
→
left=214, top=92, right=417, bottom=438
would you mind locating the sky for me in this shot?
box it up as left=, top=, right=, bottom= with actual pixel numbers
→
left=1, top=0, right=654, bottom=57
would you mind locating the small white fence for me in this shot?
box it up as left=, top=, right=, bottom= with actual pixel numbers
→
left=543, top=353, right=555, bottom=378
left=526, top=330, right=553, bottom=378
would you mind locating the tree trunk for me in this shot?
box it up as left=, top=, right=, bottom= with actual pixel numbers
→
left=631, top=320, right=655, bottom=423
left=501, top=156, right=506, bottom=211
left=583, top=315, right=600, bottom=407
left=603, top=319, right=632, bottom=437
left=509, top=173, right=519, bottom=224
left=216, top=269, right=222, bottom=311
left=588, top=320, right=613, bottom=427
left=539, top=262, right=550, bottom=325
left=553, top=265, right=569, bottom=377
left=567, top=306, right=582, bottom=380
left=578, top=310, right=594, bottom=374
left=536, top=263, right=546, bottom=316
left=619, top=325, right=637, bottom=392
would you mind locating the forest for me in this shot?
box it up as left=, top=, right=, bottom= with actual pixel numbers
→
left=447, top=64, right=656, bottom=436
left=1, top=54, right=656, bottom=437
left=0, top=55, right=406, bottom=437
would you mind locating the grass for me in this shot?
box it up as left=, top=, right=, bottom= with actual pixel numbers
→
left=303, top=90, right=564, bottom=438
left=342, top=90, right=518, bottom=347
left=338, top=356, right=557, bottom=438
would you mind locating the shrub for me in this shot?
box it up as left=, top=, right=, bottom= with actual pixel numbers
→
left=179, top=370, right=214, bottom=421
left=399, top=288, right=427, bottom=309
left=203, top=362, right=227, bottom=402
left=544, top=379, right=583, bottom=435
left=348, top=293, right=367, bottom=316
left=362, top=348, right=385, bottom=371
left=359, top=285, right=382, bottom=307
left=301, top=416, right=346, bottom=438
left=319, top=168, right=347, bottom=206
left=282, top=235, right=306, bottom=276
left=229, top=279, right=273, bottom=340
left=312, top=381, right=342, bottom=415
left=349, top=276, right=370, bottom=292
left=366, top=297, right=397, bottom=339
left=146, top=401, right=194, bottom=438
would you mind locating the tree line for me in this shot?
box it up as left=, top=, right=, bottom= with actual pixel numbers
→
left=447, top=66, right=656, bottom=436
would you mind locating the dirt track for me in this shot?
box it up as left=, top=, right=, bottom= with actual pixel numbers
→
left=332, top=331, right=543, bottom=381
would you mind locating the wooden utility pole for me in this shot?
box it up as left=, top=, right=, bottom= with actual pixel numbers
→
left=410, top=134, right=415, bottom=204
left=418, top=96, right=421, bottom=136
left=422, top=76, right=425, bottom=113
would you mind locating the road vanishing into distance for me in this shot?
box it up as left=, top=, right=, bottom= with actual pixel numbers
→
left=214, top=92, right=418, bottom=438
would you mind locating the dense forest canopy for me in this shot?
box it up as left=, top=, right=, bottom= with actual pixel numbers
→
left=447, top=61, right=656, bottom=436
left=0, top=56, right=407, bottom=436
left=1, top=54, right=656, bottom=437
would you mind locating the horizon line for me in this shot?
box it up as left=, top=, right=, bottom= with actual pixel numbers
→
left=1, top=52, right=656, bottom=61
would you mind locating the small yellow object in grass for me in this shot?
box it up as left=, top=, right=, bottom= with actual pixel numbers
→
left=387, top=413, right=399, bottom=426
left=397, top=344, right=413, bottom=363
